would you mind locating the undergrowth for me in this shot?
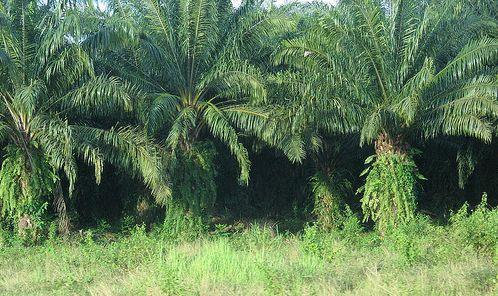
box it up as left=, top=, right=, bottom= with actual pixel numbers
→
left=0, top=198, right=496, bottom=295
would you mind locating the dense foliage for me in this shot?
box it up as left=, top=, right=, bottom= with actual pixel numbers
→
left=0, top=0, right=496, bottom=245
left=0, top=0, right=496, bottom=294
left=0, top=0, right=170, bottom=237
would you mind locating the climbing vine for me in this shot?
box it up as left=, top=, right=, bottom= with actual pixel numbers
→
left=310, top=170, right=352, bottom=230
left=0, top=146, right=58, bottom=229
left=359, top=152, right=424, bottom=232
left=170, top=142, right=218, bottom=218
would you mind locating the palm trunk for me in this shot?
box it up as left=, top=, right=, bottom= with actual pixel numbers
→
left=362, top=132, right=418, bottom=232
left=374, top=132, right=409, bottom=156
left=53, top=181, right=70, bottom=235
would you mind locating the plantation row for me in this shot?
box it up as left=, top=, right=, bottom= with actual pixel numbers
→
left=0, top=0, right=496, bottom=241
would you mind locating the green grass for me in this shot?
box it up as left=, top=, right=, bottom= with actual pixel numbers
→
left=0, top=206, right=496, bottom=295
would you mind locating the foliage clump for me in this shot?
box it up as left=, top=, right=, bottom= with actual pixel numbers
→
left=0, top=0, right=496, bottom=244
left=360, top=152, right=423, bottom=232
left=171, top=142, right=218, bottom=218
left=0, top=146, right=57, bottom=239
left=449, top=194, right=498, bottom=255
left=310, top=170, right=352, bottom=230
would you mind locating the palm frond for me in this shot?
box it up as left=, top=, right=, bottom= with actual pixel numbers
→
left=202, top=103, right=250, bottom=184
left=74, top=125, right=172, bottom=204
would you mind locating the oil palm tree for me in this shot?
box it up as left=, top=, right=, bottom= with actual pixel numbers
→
left=276, top=0, right=498, bottom=230
left=0, top=0, right=170, bottom=233
left=89, top=0, right=290, bottom=214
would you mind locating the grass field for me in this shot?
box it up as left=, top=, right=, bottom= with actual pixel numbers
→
left=0, top=204, right=496, bottom=296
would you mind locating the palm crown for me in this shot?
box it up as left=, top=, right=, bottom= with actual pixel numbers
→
left=95, top=0, right=290, bottom=184
left=278, top=0, right=498, bottom=148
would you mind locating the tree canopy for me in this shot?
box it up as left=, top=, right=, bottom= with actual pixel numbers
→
left=0, top=0, right=496, bottom=236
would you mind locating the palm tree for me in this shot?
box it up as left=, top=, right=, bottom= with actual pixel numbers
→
left=276, top=0, right=498, bottom=230
left=0, top=0, right=170, bottom=234
left=90, top=0, right=290, bottom=214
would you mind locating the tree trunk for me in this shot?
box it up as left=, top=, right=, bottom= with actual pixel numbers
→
left=374, top=132, right=409, bottom=156
left=362, top=132, right=418, bottom=232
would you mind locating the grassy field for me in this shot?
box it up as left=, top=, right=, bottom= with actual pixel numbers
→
left=0, top=204, right=496, bottom=296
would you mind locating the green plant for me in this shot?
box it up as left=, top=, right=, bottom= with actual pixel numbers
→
left=83, top=230, right=95, bottom=245
left=0, top=216, right=497, bottom=295
left=359, top=152, right=424, bottom=232
left=449, top=193, right=498, bottom=255
left=235, top=222, right=278, bottom=250
left=339, top=206, right=364, bottom=241
left=301, top=223, right=323, bottom=256
left=0, top=146, right=57, bottom=227
left=92, top=0, right=291, bottom=186
left=47, top=221, right=59, bottom=242
left=0, top=225, right=12, bottom=248
left=310, top=170, right=351, bottom=230
left=171, top=142, right=217, bottom=217
left=159, top=202, right=206, bottom=242
left=212, top=223, right=231, bottom=237
left=383, top=215, right=435, bottom=266
left=96, top=220, right=112, bottom=233
left=120, top=215, right=136, bottom=232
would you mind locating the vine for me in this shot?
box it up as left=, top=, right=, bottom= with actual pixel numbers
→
left=0, top=145, right=58, bottom=236
left=310, top=170, right=352, bottom=230
left=359, top=151, right=424, bottom=232
left=170, top=142, right=218, bottom=218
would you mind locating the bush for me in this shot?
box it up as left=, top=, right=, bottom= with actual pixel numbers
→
left=449, top=194, right=498, bottom=256
left=383, top=215, right=438, bottom=266
left=0, top=226, right=12, bottom=248
left=0, top=146, right=58, bottom=244
left=158, top=203, right=206, bottom=242
left=301, top=223, right=323, bottom=256
left=170, top=142, right=218, bottom=218
left=338, top=206, right=364, bottom=241
left=310, top=171, right=351, bottom=230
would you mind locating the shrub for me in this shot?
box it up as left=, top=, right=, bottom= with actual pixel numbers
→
left=159, top=203, right=206, bottom=242
left=310, top=171, right=351, bottom=230
left=170, top=142, right=217, bottom=218
left=0, top=226, right=12, bottom=248
left=301, top=223, right=323, bottom=256
left=383, top=215, right=437, bottom=266
left=339, top=206, right=364, bottom=241
left=449, top=194, right=498, bottom=256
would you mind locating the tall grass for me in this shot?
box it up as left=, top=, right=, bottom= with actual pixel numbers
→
left=0, top=202, right=496, bottom=295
